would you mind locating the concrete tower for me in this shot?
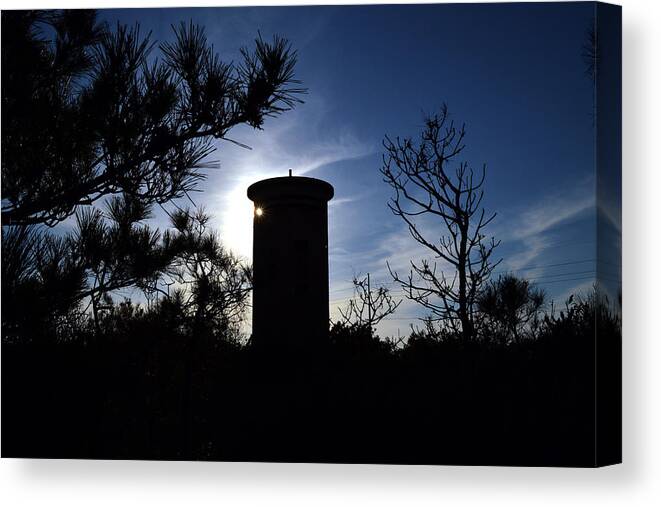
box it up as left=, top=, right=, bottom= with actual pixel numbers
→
left=247, top=174, right=334, bottom=347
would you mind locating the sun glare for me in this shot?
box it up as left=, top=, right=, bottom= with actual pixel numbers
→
left=213, top=172, right=272, bottom=262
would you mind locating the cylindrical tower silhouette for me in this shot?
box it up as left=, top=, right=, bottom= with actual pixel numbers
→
left=247, top=174, right=334, bottom=347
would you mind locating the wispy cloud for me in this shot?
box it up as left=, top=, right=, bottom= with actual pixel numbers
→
left=197, top=96, right=373, bottom=259
left=333, top=177, right=596, bottom=287
left=328, top=195, right=361, bottom=208
left=493, top=178, right=596, bottom=271
left=327, top=177, right=599, bottom=337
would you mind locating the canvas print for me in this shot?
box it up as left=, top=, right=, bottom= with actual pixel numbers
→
left=1, top=2, right=621, bottom=466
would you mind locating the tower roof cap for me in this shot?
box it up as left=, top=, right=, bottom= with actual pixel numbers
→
left=247, top=176, right=334, bottom=203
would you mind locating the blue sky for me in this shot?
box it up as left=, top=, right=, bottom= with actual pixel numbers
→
left=102, top=3, right=621, bottom=337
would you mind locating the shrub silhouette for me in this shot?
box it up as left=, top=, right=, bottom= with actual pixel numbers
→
left=476, top=274, right=546, bottom=345
left=2, top=285, right=620, bottom=465
left=1, top=9, right=302, bottom=344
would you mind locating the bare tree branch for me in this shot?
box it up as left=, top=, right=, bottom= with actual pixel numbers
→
left=381, top=106, right=501, bottom=340
left=336, top=273, right=402, bottom=332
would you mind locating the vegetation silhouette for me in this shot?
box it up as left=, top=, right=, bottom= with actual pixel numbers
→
left=382, top=105, right=501, bottom=342
left=476, top=274, right=546, bottom=345
left=2, top=10, right=304, bottom=227
left=336, top=273, right=402, bottom=332
left=2, top=283, right=620, bottom=465
left=1, top=10, right=620, bottom=467
left=1, top=8, right=301, bottom=339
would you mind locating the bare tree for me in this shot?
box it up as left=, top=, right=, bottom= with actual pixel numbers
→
left=337, top=273, right=401, bottom=333
left=381, top=105, right=500, bottom=341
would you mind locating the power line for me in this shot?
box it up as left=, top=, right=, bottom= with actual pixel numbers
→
left=329, top=257, right=621, bottom=296
left=527, top=270, right=596, bottom=281
left=532, top=275, right=597, bottom=285
left=493, top=258, right=596, bottom=275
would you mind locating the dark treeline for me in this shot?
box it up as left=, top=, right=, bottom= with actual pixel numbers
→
left=2, top=286, right=619, bottom=465
left=1, top=10, right=620, bottom=466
